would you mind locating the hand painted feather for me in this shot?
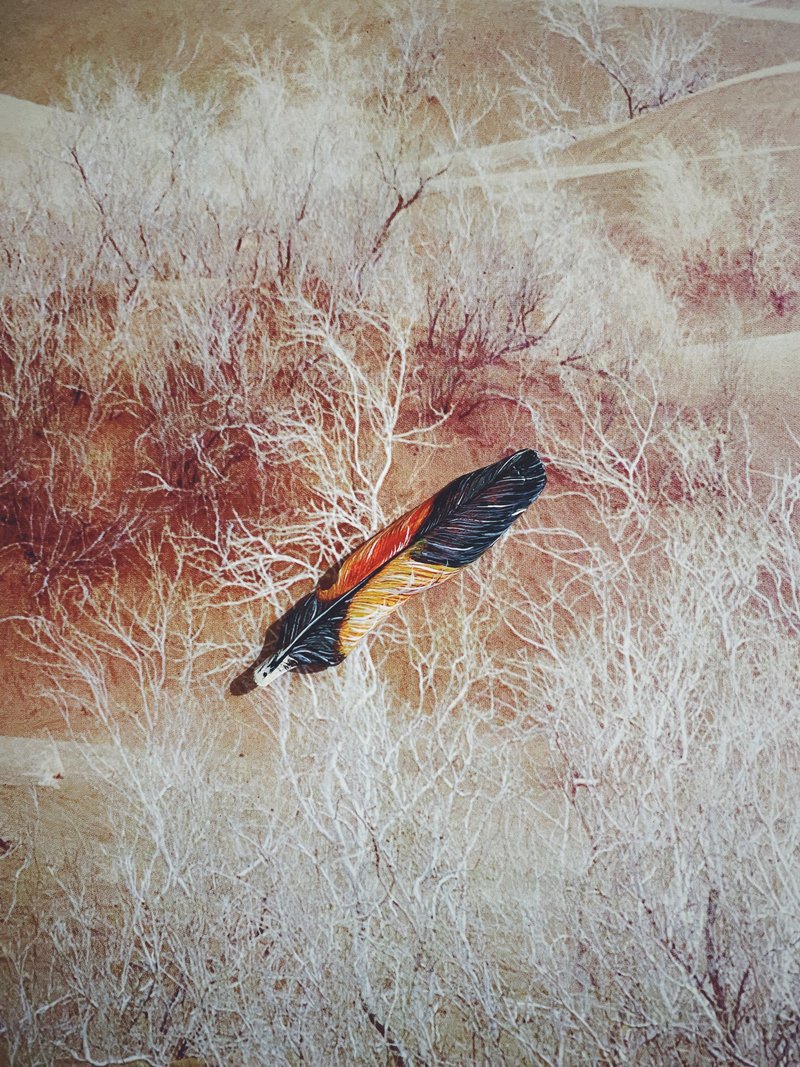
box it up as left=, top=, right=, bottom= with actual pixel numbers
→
left=253, top=448, right=546, bottom=685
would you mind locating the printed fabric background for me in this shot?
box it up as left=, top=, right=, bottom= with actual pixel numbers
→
left=1, top=2, right=798, bottom=1064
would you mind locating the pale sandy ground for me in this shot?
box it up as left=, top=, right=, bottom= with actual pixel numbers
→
left=608, top=0, right=800, bottom=21
left=0, top=4, right=798, bottom=773
left=0, top=737, right=124, bottom=787
left=0, top=93, right=67, bottom=191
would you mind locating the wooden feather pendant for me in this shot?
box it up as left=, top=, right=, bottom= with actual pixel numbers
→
left=253, top=448, right=546, bottom=685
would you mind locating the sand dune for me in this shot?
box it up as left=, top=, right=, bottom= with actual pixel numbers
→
left=445, top=138, right=800, bottom=189
left=556, top=61, right=800, bottom=167
left=0, top=736, right=132, bottom=787
left=0, top=736, right=65, bottom=787
left=437, top=60, right=800, bottom=182
left=669, top=330, right=800, bottom=458
left=0, top=94, right=66, bottom=147
left=607, top=0, right=800, bottom=24
left=0, top=93, right=69, bottom=187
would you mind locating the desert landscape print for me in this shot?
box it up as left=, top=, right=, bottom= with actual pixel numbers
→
left=1, top=0, right=799, bottom=1063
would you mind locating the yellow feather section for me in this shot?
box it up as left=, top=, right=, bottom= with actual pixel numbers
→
left=337, top=547, right=457, bottom=655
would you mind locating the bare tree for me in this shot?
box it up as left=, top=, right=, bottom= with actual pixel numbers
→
left=541, top=0, right=720, bottom=121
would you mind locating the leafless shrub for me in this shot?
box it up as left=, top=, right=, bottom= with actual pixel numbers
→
left=61, top=66, right=225, bottom=286
left=636, top=136, right=799, bottom=321
left=408, top=180, right=680, bottom=419
left=509, top=367, right=800, bottom=1063
left=367, top=0, right=449, bottom=118
left=504, top=43, right=583, bottom=155
left=541, top=0, right=720, bottom=122
left=226, top=28, right=449, bottom=299
left=2, top=431, right=146, bottom=598
left=413, top=195, right=560, bottom=416
left=262, top=292, right=447, bottom=557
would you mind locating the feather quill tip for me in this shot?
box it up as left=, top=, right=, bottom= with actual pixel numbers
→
left=253, top=658, right=292, bottom=687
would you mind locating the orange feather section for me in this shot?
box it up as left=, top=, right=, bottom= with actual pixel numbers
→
left=317, top=496, right=435, bottom=603
left=337, top=544, right=456, bottom=655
